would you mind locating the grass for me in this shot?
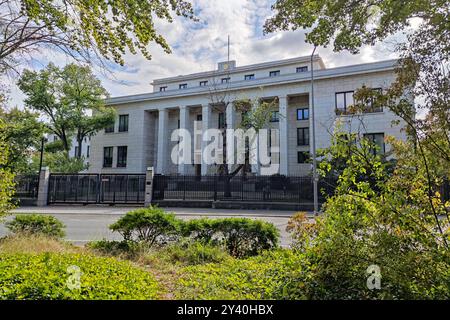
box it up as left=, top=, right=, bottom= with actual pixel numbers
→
left=0, top=234, right=79, bottom=254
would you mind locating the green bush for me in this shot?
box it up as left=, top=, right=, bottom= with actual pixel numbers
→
left=6, top=214, right=65, bottom=239
left=183, top=217, right=279, bottom=258
left=109, top=206, right=182, bottom=246
left=176, top=249, right=308, bottom=299
left=0, top=252, right=160, bottom=299
left=86, top=240, right=141, bottom=258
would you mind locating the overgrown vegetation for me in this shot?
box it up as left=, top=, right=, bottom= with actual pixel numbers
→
left=6, top=214, right=66, bottom=239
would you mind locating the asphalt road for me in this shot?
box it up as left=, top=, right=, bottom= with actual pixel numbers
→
left=0, top=206, right=295, bottom=247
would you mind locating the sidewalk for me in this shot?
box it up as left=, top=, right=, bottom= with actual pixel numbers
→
left=12, top=205, right=299, bottom=218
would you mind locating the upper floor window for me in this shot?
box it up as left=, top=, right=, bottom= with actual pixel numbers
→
left=335, top=91, right=354, bottom=115
left=179, top=83, right=187, bottom=89
left=199, top=81, right=208, bottom=87
left=159, top=86, right=167, bottom=92
left=118, top=114, right=129, bottom=132
left=218, top=112, right=225, bottom=129
left=221, top=77, right=230, bottom=84
left=297, top=108, right=309, bottom=120
left=269, top=70, right=280, bottom=77
left=244, top=74, right=255, bottom=80
left=363, top=133, right=385, bottom=155
left=103, top=147, right=113, bottom=168
left=86, top=146, right=90, bottom=158
left=298, top=151, right=310, bottom=164
left=363, top=88, right=383, bottom=113
left=117, top=146, right=128, bottom=167
left=270, top=111, right=280, bottom=122
left=297, top=127, right=309, bottom=146
left=105, top=122, right=115, bottom=133
left=74, top=146, right=79, bottom=157
left=53, top=136, right=58, bottom=142
left=296, top=66, right=308, bottom=73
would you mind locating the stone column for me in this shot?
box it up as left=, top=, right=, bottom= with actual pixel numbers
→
left=278, top=96, right=289, bottom=175
left=178, top=106, right=189, bottom=174
left=156, top=108, right=168, bottom=174
left=144, top=166, right=154, bottom=207
left=201, top=104, right=211, bottom=175
left=226, top=102, right=236, bottom=172
left=37, top=166, right=50, bottom=207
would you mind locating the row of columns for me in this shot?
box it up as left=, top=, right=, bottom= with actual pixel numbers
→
left=155, top=96, right=290, bottom=176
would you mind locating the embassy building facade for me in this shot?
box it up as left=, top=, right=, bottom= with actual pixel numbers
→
left=88, top=55, right=408, bottom=176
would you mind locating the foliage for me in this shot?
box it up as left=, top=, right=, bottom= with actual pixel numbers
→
left=183, top=217, right=279, bottom=258
left=31, top=151, right=87, bottom=173
left=86, top=240, right=141, bottom=259
left=286, top=212, right=319, bottom=251
left=6, top=214, right=66, bottom=239
left=18, top=63, right=115, bottom=155
left=176, top=249, right=308, bottom=299
left=0, top=0, right=195, bottom=73
left=0, top=120, right=15, bottom=218
left=0, top=253, right=160, bottom=300
left=161, top=241, right=230, bottom=266
left=109, top=206, right=183, bottom=247
left=0, top=107, right=44, bottom=172
left=0, top=234, right=76, bottom=255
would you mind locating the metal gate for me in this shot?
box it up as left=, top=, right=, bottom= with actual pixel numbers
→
left=48, top=174, right=146, bottom=204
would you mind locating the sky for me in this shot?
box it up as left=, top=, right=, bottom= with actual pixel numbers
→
left=4, top=0, right=403, bottom=108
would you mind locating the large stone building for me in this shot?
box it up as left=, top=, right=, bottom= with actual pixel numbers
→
left=89, top=55, right=407, bottom=176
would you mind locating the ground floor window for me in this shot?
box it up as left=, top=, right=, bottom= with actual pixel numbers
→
left=363, top=133, right=385, bottom=155
left=103, top=147, right=113, bottom=167
left=117, top=146, right=128, bottom=167
left=297, top=151, right=310, bottom=163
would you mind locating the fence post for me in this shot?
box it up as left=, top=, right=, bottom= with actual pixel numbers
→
left=37, top=167, right=50, bottom=207
left=144, top=167, right=154, bottom=207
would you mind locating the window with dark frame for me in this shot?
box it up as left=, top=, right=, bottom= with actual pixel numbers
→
left=244, top=74, right=255, bottom=80
left=103, top=147, right=113, bottom=167
left=297, top=151, right=310, bottom=163
left=364, top=88, right=383, bottom=113
left=159, top=86, right=167, bottom=92
left=218, top=112, right=225, bottom=129
left=297, top=108, right=309, bottom=120
left=179, top=83, right=187, bottom=89
left=105, top=122, right=115, bottom=133
left=196, top=114, right=202, bottom=121
left=74, top=146, right=79, bottom=157
left=296, top=66, right=308, bottom=73
left=297, top=127, right=309, bottom=146
left=221, top=77, right=230, bottom=84
left=118, top=114, right=129, bottom=132
left=199, top=81, right=208, bottom=87
left=363, top=133, right=385, bottom=155
left=270, top=111, right=280, bottom=122
left=269, top=70, right=280, bottom=77
left=117, top=146, right=128, bottom=168
left=87, top=146, right=90, bottom=158
left=335, top=91, right=355, bottom=114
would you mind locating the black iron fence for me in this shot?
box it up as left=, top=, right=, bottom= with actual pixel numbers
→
left=48, top=173, right=146, bottom=204
left=14, top=175, right=39, bottom=200
left=152, top=174, right=336, bottom=203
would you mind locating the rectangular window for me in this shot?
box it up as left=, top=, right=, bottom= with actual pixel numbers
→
left=363, top=88, right=383, bottom=113
left=221, top=77, right=230, bottom=84
left=297, top=127, right=309, bottom=146
left=118, top=114, right=129, bottom=132
left=199, top=81, right=208, bottom=87
left=53, top=136, right=58, bottom=142
left=244, top=74, right=255, bottom=80
left=179, top=83, right=187, bottom=89
left=87, top=146, right=90, bottom=158
left=159, top=86, right=167, bottom=92
left=335, top=91, right=355, bottom=114
left=364, top=133, right=385, bottom=155
left=196, top=114, right=202, bottom=121
left=103, top=147, right=113, bottom=168
left=270, top=111, right=279, bottom=122
left=105, top=122, right=115, bottom=133
left=269, top=70, right=280, bottom=77
left=296, top=66, right=308, bottom=73
left=297, top=151, right=310, bottom=164
left=117, top=146, right=128, bottom=168
left=218, top=112, right=225, bottom=129
left=74, top=146, right=79, bottom=157
left=297, top=108, right=309, bottom=120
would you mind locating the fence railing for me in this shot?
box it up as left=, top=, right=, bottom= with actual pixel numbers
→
left=48, top=173, right=146, bottom=204
left=152, top=174, right=336, bottom=203
left=14, top=175, right=39, bottom=200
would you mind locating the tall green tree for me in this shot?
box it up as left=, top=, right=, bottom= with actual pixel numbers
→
left=0, top=106, right=44, bottom=172
left=0, top=119, right=16, bottom=218
left=17, top=63, right=115, bottom=157
left=0, top=0, right=195, bottom=73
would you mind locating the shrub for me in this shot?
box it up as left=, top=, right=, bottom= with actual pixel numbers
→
left=183, top=217, right=279, bottom=258
left=176, top=249, right=308, bottom=299
left=0, top=252, right=160, bottom=299
left=86, top=240, right=141, bottom=258
left=6, top=214, right=65, bottom=239
left=109, top=206, right=182, bottom=246
left=215, top=218, right=279, bottom=258
left=286, top=212, right=319, bottom=250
